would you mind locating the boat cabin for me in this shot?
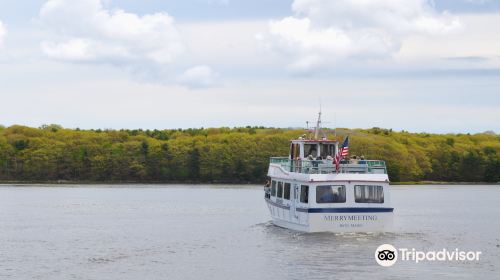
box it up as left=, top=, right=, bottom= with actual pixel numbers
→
left=289, top=139, right=339, bottom=160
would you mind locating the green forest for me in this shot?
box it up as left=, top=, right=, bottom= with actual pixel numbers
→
left=0, top=124, right=498, bottom=183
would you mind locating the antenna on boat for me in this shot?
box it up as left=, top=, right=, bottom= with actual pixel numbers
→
left=313, top=107, right=322, bottom=140
left=334, top=112, right=337, bottom=138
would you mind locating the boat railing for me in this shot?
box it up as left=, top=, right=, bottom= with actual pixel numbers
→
left=269, top=157, right=387, bottom=174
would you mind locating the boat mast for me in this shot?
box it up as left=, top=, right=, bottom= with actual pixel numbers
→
left=313, top=109, right=322, bottom=140
left=334, top=112, right=337, bottom=138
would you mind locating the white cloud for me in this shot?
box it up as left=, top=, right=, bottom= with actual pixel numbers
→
left=178, top=65, right=219, bottom=88
left=0, top=21, right=6, bottom=47
left=395, top=14, right=500, bottom=68
left=41, top=39, right=93, bottom=61
left=263, top=0, right=461, bottom=72
left=38, top=0, right=184, bottom=72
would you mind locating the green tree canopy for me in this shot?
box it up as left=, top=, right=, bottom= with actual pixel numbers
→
left=0, top=125, right=498, bottom=183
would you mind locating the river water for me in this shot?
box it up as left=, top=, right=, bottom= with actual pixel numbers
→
left=0, top=184, right=498, bottom=280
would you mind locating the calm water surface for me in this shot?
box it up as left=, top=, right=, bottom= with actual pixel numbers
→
left=0, top=184, right=499, bottom=280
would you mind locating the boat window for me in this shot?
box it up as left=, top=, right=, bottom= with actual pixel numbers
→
left=283, top=183, right=291, bottom=200
left=277, top=181, right=283, bottom=198
left=300, top=185, right=309, bottom=203
left=321, top=144, right=336, bottom=158
left=316, top=185, right=346, bottom=203
left=271, top=181, right=276, bottom=197
left=354, top=185, right=384, bottom=203
left=304, top=144, right=318, bottom=158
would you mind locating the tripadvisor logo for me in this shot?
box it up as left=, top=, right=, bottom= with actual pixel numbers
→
left=375, top=244, right=482, bottom=267
left=375, top=244, right=398, bottom=267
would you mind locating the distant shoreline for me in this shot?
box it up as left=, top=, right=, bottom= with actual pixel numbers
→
left=0, top=180, right=257, bottom=185
left=0, top=180, right=498, bottom=186
left=390, top=181, right=500, bottom=185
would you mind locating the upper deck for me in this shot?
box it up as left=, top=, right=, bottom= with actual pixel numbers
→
left=269, top=157, right=387, bottom=175
left=271, top=111, right=388, bottom=177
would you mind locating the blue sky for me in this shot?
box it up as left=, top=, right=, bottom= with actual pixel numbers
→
left=0, top=0, right=499, bottom=133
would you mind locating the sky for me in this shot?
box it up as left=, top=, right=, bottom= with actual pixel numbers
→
left=0, top=0, right=499, bottom=133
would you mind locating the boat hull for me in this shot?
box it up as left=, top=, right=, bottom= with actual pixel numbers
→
left=265, top=199, right=393, bottom=233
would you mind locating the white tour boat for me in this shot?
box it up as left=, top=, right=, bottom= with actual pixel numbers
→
left=264, top=112, right=393, bottom=232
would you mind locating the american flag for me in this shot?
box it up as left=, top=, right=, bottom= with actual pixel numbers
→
left=334, top=136, right=349, bottom=172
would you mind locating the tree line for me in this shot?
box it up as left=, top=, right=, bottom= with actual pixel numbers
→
left=0, top=124, right=498, bottom=183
